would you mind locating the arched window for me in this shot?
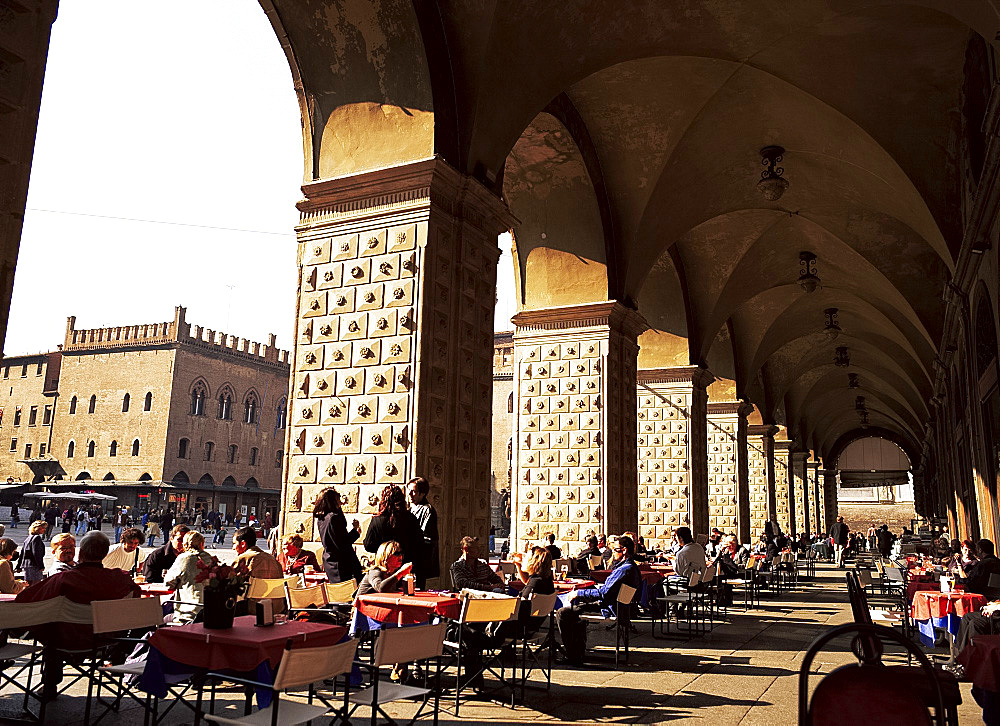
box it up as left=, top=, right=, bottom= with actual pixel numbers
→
left=109, top=440, right=118, bottom=457
left=178, top=438, right=189, bottom=459
left=144, top=392, right=152, bottom=411
left=222, top=475, right=237, bottom=487
left=103, top=472, right=115, bottom=481
left=138, top=473, right=152, bottom=481
left=122, top=393, right=130, bottom=413
left=66, top=440, right=75, bottom=458
left=217, top=386, right=233, bottom=420
left=88, top=395, right=97, bottom=414
left=276, top=397, right=287, bottom=429
left=249, top=447, right=258, bottom=466
left=228, top=444, right=238, bottom=464
left=507, top=391, right=514, bottom=413
left=87, top=440, right=95, bottom=457
left=204, top=441, right=214, bottom=461
left=68, top=396, right=77, bottom=415
left=243, top=391, right=259, bottom=424
left=190, top=381, right=207, bottom=416
left=131, top=439, right=140, bottom=456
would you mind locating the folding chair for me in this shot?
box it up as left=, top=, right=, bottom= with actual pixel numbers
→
left=654, top=571, right=704, bottom=637
left=349, top=622, right=446, bottom=726
left=443, top=594, right=519, bottom=715
left=611, top=584, right=637, bottom=666
left=739, top=558, right=761, bottom=610
left=589, top=555, right=605, bottom=572
left=323, top=579, right=358, bottom=607
left=552, top=559, right=570, bottom=578
left=198, top=638, right=357, bottom=726
left=497, top=562, right=518, bottom=582
left=516, top=592, right=558, bottom=700
left=246, top=576, right=298, bottom=614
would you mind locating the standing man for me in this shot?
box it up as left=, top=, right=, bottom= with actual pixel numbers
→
left=114, top=507, right=129, bottom=544
left=43, top=504, right=58, bottom=541
left=831, top=516, right=849, bottom=568
left=407, top=476, right=439, bottom=589
left=544, top=533, right=562, bottom=561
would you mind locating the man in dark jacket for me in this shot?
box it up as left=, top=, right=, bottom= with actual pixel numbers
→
left=875, top=524, right=896, bottom=557
left=830, top=516, right=849, bottom=567
left=959, top=539, right=1000, bottom=596
left=407, top=477, right=439, bottom=588
left=141, top=524, right=189, bottom=582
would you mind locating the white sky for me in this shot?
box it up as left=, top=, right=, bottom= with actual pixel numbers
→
left=9, top=0, right=517, bottom=357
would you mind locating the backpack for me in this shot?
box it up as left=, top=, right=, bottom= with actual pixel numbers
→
left=555, top=605, right=588, bottom=665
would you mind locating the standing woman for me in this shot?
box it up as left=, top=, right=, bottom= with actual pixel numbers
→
left=313, top=488, right=363, bottom=584
left=406, top=476, right=439, bottom=588
left=20, top=520, right=46, bottom=584
left=364, top=485, right=423, bottom=581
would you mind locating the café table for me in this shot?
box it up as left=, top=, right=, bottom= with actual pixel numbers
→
left=350, top=591, right=461, bottom=636
left=589, top=569, right=664, bottom=608
left=957, top=633, right=1000, bottom=724
left=139, top=615, right=346, bottom=708
left=912, top=590, right=986, bottom=646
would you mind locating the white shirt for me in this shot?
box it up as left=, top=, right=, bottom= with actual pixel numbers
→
left=103, top=543, right=141, bottom=572
left=675, top=542, right=707, bottom=578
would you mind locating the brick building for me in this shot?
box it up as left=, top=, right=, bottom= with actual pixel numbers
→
left=0, top=307, right=290, bottom=519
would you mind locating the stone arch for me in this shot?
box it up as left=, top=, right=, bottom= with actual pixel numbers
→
left=246, top=477, right=259, bottom=488
left=103, top=472, right=115, bottom=481
left=76, top=471, right=91, bottom=481
left=198, top=473, right=214, bottom=486
left=138, top=473, right=152, bottom=481
left=222, top=475, right=237, bottom=487
left=172, top=471, right=190, bottom=484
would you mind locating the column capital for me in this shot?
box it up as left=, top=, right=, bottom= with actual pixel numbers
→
left=773, top=439, right=794, bottom=453
left=707, top=400, right=754, bottom=418
left=513, top=301, right=648, bottom=340
left=748, top=424, right=779, bottom=438
left=637, top=365, right=714, bottom=389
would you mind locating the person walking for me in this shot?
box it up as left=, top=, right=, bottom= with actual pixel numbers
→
left=9, top=502, right=18, bottom=529
left=74, top=507, right=89, bottom=537
left=19, top=520, right=46, bottom=584
left=830, top=516, right=849, bottom=568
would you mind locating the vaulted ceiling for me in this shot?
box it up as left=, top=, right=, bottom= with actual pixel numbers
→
left=263, top=0, right=996, bottom=462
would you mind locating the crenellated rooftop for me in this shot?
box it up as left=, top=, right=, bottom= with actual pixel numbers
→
left=63, top=306, right=290, bottom=367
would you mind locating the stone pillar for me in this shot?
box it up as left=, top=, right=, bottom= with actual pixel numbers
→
left=283, top=158, right=514, bottom=581
left=807, top=461, right=821, bottom=534
left=747, top=425, right=778, bottom=539
left=772, top=440, right=793, bottom=535
left=791, top=451, right=808, bottom=537
left=706, top=401, right=752, bottom=542
left=636, top=367, right=713, bottom=546
left=511, top=302, right=646, bottom=555
left=822, top=468, right=838, bottom=530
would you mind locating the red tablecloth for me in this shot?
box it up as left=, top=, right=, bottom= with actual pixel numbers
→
left=303, top=572, right=328, bottom=584
left=139, top=583, right=174, bottom=598
left=356, top=592, right=460, bottom=625
left=509, top=579, right=595, bottom=593
left=911, top=591, right=985, bottom=621
left=959, top=634, right=1000, bottom=692
left=907, top=581, right=940, bottom=602
left=590, top=569, right=664, bottom=587
left=149, top=615, right=346, bottom=673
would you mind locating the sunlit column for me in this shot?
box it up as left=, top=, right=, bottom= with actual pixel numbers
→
left=747, top=424, right=778, bottom=540
left=773, top=440, right=793, bottom=535
left=706, top=401, right=752, bottom=542
left=791, top=451, right=808, bottom=538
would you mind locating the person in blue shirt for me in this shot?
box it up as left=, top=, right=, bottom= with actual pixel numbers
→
left=569, top=534, right=642, bottom=612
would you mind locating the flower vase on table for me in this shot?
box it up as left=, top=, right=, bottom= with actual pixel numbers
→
left=195, top=556, right=250, bottom=629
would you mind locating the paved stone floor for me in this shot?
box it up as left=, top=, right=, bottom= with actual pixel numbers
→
left=0, top=561, right=986, bottom=724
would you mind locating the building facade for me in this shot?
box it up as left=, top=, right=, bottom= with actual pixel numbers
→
left=0, top=307, right=290, bottom=518
left=490, top=331, right=514, bottom=534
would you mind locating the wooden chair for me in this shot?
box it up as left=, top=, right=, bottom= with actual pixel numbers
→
left=443, top=594, right=519, bottom=714
left=199, top=639, right=357, bottom=726
left=517, top=592, right=558, bottom=699
left=349, top=622, right=446, bottom=726
left=246, top=575, right=298, bottom=614
left=611, top=584, right=637, bottom=666
left=589, top=555, right=605, bottom=571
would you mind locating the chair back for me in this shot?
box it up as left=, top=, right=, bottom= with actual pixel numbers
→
left=857, top=569, right=873, bottom=588
left=373, top=622, right=446, bottom=667
left=0, top=596, right=93, bottom=629
left=526, top=592, right=558, bottom=618
left=461, top=595, right=519, bottom=624
left=874, top=559, right=886, bottom=575
left=687, top=570, right=702, bottom=588
left=92, top=596, right=164, bottom=634
left=552, top=559, right=570, bottom=576
left=771, top=556, right=782, bottom=568
left=286, top=584, right=326, bottom=609
left=498, top=562, right=518, bottom=577
left=616, top=584, right=637, bottom=606
left=589, top=555, right=605, bottom=571
left=323, top=578, right=357, bottom=604
left=884, top=566, right=903, bottom=583
left=799, top=622, right=944, bottom=726
left=247, top=575, right=298, bottom=600
left=703, top=563, right=717, bottom=582
left=272, top=638, right=358, bottom=692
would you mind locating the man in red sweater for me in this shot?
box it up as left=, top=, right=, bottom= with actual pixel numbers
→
left=14, top=530, right=141, bottom=699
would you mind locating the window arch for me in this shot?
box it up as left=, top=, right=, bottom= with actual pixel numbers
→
left=228, top=444, right=238, bottom=464
left=88, top=395, right=97, bottom=414
left=246, top=477, right=259, bottom=488
left=243, top=390, right=259, bottom=424
left=507, top=391, right=514, bottom=413
left=276, top=397, right=287, bottom=429
left=204, top=441, right=214, bottom=461
left=222, top=475, right=237, bottom=487
left=144, top=392, right=152, bottom=411
left=138, top=472, right=152, bottom=481
left=109, top=440, right=118, bottom=457
left=249, top=447, right=258, bottom=466
left=76, top=471, right=91, bottom=480
left=131, top=439, right=140, bottom=456
left=178, top=438, right=189, bottom=459
left=122, top=393, right=130, bottom=413
left=87, top=440, right=95, bottom=457
left=103, top=472, right=115, bottom=481
left=172, top=471, right=190, bottom=484
left=68, top=396, right=77, bottom=415
left=190, top=380, right=207, bottom=416
left=217, top=385, right=233, bottom=420
left=198, top=473, right=214, bottom=486
left=66, top=440, right=75, bottom=458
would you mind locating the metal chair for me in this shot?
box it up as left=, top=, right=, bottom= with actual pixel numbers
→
left=516, top=592, right=558, bottom=699
left=654, top=571, right=704, bottom=637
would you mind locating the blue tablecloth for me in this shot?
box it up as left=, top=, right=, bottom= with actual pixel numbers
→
left=914, top=613, right=961, bottom=647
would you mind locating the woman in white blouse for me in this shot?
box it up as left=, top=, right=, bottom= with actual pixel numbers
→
left=164, top=530, right=213, bottom=624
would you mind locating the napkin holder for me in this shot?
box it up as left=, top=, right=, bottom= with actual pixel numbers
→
left=940, top=575, right=952, bottom=593
left=255, top=598, right=274, bottom=627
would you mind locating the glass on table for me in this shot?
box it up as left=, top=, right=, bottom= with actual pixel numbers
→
left=274, top=613, right=288, bottom=625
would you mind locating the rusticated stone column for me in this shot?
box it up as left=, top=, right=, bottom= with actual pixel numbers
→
left=747, top=425, right=777, bottom=539
left=511, top=302, right=646, bottom=554
left=807, top=460, right=821, bottom=535
left=822, top=468, right=838, bottom=529
left=636, top=367, right=714, bottom=545
left=706, top=401, right=752, bottom=542
left=773, top=440, right=793, bottom=535
left=283, top=158, right=514, bottom=581
left=791, top=451, right=808, bottom=537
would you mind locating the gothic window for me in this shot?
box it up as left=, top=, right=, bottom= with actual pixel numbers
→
left=276, top=397, right=287, bottom=429
left=132, top=439, right=140, bottom=456
left=178, top=438, right=189, bottom=459
left=507, top=391, right=514, bottom=413
left=228, top=444, right=238, bottom=464
left=109, top=440, right=118, bottom=457
left=87, top=440, right=95, bottom=457
left=69, top=396, right=77, bottom=415
left=243, top=391, right=259, bottom=424
left=88, top=395, right=97, bottom=414
left=217, top=386, right=233, bottom=420
left=204, top=441, right=214, bottom=461
left=67, top=440, right=75, bottom=458
left=190, top=381, right=207, bottom=416
left=122, top=393, right=130, bottom=413
left=144, top=392, right=152, bottom=411
left=249, top=447, right=258, bottom=466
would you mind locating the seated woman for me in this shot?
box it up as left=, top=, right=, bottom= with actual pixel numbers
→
left=516, top=548, right=555, bottom=629
left=947, top=539, right=977, bottom=575
left=0, top=537, right=27, bottom=594
left=44, top=533, right=76, bottom=577
left=356, top=540, right=412, bottom=597
left=164, top=530, right=214, bottom=624
left=277, top=534, right=320, bottom=575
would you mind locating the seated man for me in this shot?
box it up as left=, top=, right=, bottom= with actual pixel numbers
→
left=671, top=526, right=706, bottom=584
left=958, top=539, right=1000, bottom=596
left=277, top=534, right=320, bottom=575
left=14, top=531, right=141, bottom=699
left=44, top=533, right=76, bottom=577
left=568, top=535, right=641, bottom=612
left=141, top=524, right=189, bottom=583
left=233, top=525, right=282, bottom=579
left=103, top=527, right=144, bottom=573
left=574, top=535, right=603, bottom=574
left=450, top=535, right=504, bottom=592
